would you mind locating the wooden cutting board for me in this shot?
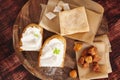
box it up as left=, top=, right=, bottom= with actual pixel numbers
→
left=13, top=0, right=108, bottom=80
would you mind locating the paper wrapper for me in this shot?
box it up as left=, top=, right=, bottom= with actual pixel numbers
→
left=75, top=35, right=112, bottom=80
left=94, top=35, right=112, bottom=73
left=95, top=35, right=112, bottom=52
left=39, top=0, right=104, bottom=44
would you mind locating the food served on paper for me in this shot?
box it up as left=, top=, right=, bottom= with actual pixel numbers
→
left=67, top=8, right=103, bottom=43
left=39, top=0, right=104, bottom=44
left=20, top=24, right=43, bottom=51
left=14, top=0, right=112, bottom=80
left=59, top=7, right=89, bottom=35
left=75, top=38, right=112, bottom=80
left=78, top=46, right=102, bottom=72
left=39, top=35, right=66, bottom=67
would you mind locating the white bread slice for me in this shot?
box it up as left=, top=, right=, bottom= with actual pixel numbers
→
left=20, top=23, right=43, bottom=51
left=39, top=35, right=66, bottom=67
left=59, top=7, right=89, bottom=35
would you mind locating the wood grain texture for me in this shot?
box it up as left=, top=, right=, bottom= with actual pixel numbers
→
left=13, top=0, right=108, bottom=80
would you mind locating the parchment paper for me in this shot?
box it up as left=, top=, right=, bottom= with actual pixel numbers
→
left=75, top=35, right=112, bottom=80
left=94, top=35, right=112, bottom=73
left=95, top=35, right=112, bottom=52
left=39, top=0, right=104, bottom=44
left=76, top=41, right=108, bottom=80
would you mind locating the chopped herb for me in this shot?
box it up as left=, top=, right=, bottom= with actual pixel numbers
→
left=34, top=33, right=39, bottom=37
left=53, top=48, right=60, bottom=55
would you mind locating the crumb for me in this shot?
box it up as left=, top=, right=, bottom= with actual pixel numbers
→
left=69, top=70, right=77, bottom=78
left=74, top=43, right=82, bottom=51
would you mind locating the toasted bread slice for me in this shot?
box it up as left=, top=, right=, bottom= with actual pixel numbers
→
left=39, top=35, right=66, bottom=67
left=59, top=7, right=89, bottom=35
left=20, top=23, right=43, bottom=51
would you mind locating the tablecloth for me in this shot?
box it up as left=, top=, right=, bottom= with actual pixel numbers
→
left=0, top=0, right=120, bottom=80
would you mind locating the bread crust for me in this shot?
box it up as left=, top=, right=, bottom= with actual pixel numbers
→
left=39, top=35, right=66, bottom=67
left=19, top=23, right=43, bottom=51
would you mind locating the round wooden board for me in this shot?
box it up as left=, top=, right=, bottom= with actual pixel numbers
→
left=13, top=0, right=108, bottom=80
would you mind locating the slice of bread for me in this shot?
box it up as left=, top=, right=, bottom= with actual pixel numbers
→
left=59, top=7, right=89, bottom=35
left=20, top=23, right=43, bottom=51
left=39, top=35, right=66, bottom=67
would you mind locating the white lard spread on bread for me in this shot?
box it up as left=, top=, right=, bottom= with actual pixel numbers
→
left=40, top=38, right=64, bottom=67
left=20, top=27, right=42, bottom=51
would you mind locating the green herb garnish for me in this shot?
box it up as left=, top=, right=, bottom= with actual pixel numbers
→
left=53, top=48, right=60, bottom=55
left=34, top=33, right=39, bottom=38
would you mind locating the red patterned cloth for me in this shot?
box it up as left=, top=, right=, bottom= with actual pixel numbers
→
left=0, top=0, right=120, bottom=80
